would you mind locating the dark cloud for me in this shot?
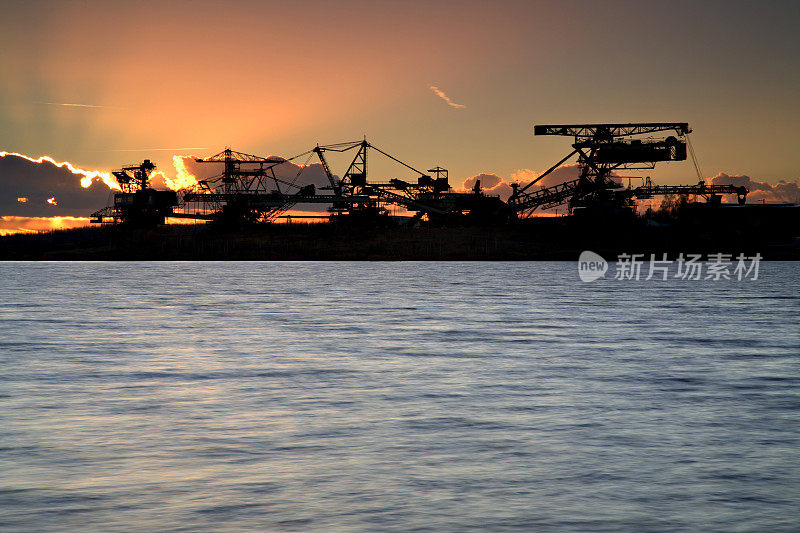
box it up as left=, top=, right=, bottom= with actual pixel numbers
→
left=458, top=165, right=584, bottom=203
left=508, top=166, right=576, bottom=188
left=709, top=172, right=800, bottom=203
left=169, top=155, right=335, bottom=190
left=461, top=173, right=513, bottom=200
left=273, top=161, right=335, bottom=189
left=163, top=155, right=338, bottom=213
left=272, top=161, right=336, bottom=212
left=0, top=155, right=112, bottom=216
left=463, top=173, right=502, bottom=190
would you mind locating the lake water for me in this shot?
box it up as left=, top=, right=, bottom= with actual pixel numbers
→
left=1, top=262, right=798, bottom=531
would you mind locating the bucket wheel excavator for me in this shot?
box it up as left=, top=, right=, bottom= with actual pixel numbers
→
left=508, top=122, right=747, bottom=217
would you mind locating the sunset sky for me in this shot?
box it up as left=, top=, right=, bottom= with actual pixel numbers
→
left=1, top=0, right=799, bottom=230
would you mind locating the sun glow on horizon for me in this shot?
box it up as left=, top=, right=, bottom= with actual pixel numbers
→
left=159, top=155, right=199, bottom=190
left=0, top=215, right=91, bottom=235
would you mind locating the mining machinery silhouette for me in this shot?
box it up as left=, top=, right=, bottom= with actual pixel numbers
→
left=306, top=140, right=507, bottom=223
left=178, top=140, right=507, bottom=225
left=90, top=160, right=178, bottom=225
left=179, top=148, right=321, bottom=225
left=508, top=122, right=748, bottom=216
left=90, top=123, right=750, bottom=227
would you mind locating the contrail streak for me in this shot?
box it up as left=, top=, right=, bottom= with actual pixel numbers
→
left=41, top=102, right=126, bottom=109
left=100, top=148, right=209, bottom=152
left=429, top=85, right=466, bottom=109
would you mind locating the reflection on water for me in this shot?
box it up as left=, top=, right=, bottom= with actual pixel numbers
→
left=1, top=262, right=799, bottom=531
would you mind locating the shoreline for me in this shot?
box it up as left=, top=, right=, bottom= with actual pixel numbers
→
left=1, top=213, right=798, bottom=261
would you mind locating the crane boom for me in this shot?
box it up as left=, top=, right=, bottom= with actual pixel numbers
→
left=313, top=146, right=339, bottom=192
left=534, top=123, right=690, bottom=139
left=510, top=122, right=694, bottom=216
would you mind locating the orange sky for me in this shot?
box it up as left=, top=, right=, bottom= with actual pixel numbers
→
left=1, top=0, right=799, bottom=232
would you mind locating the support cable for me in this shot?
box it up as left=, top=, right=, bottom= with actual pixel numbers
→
left=686, top=134, right=703, bottom=182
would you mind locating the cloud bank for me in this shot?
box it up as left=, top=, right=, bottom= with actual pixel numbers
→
left=458, top=168, right=800, bottom=207
left=0, top=155, right=113, bottom=217
left=709, top=172, right=800, bottom=203
left=459, top=165, right=583, bottom=202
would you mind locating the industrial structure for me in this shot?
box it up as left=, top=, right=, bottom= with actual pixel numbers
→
left=508, top=123, right=748, bottom=216
left=90, top=123, right=750, bottom=227
left=174, top=140, right=508, bottom=226
left=90, top=160, right=178, bottom=225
